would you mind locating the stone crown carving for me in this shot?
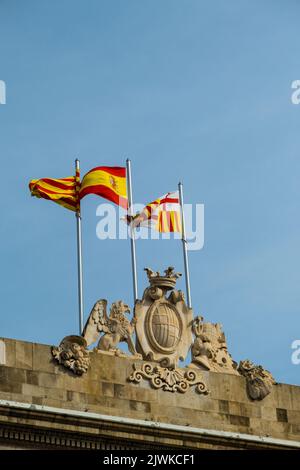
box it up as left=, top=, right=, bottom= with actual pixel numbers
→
left=144, top=266, right=182, bottom=290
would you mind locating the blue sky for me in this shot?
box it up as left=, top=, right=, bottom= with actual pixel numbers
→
left=0, top=0, right=299, bottom=385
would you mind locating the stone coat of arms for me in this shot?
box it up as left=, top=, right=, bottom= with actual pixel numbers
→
left=134, top=267, right=193, bottom=368
left=51, top=265, right=276, bottom=400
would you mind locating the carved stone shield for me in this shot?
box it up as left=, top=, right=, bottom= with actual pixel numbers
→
left=146, top=301, right=183, bottom=354
left=135, top=276, right=193, bottom=367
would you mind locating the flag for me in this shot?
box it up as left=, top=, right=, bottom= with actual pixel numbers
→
left=129, top=191, right=182, bottom=233
left=79, top=166, right=128, bottom=209
left=29, top=176, right=79, bottom=212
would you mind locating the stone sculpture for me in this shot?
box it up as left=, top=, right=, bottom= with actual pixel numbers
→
left=129, top=362, right=209, bottom=394
left=190, top=316, right=239, bottom=375
left=82, top=299, right=139, bottom=357
left=238, top=360, right=275, bottom=400
left=51, top=265, right=276, bottom=402
left=51, top=335, right=90, bottom=375
left=134, top=267, right=193, bottom=368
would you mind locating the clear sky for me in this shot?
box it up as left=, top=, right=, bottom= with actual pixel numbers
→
left=0, top=0, right=299, bottom=385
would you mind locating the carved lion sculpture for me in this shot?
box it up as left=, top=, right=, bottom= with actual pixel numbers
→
left=190, top=316, right=238, bottom=375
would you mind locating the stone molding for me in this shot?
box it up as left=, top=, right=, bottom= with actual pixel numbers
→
left=0, top=400, right=299, bottom=450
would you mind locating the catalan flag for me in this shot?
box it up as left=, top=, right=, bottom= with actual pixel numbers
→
left=129, top=191, right=182, bottom=233
left=29, top=175, right=79, bottom=212
left=79, top=166, right=127, bottom=209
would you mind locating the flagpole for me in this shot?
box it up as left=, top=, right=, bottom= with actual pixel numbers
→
left=75, top=159, right=84, bottom=334
left=178, top=182, right=192, bottom=309
left=126, top=158, right=138, bottom=303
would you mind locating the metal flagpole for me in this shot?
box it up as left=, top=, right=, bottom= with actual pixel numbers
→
left=126, top=158, right=138, bottom=303
left=178, top=182, right=192, bottom=309
left=75, top=159, right=84, bottom=334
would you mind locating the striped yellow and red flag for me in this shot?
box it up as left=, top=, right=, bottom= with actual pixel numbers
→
left=29, top=175, right=79, bottom=212
left=129, top=191, right=182, bottom=233
left=79, top=166, right=127, bottom=209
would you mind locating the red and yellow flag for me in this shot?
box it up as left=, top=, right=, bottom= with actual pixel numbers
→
left=29, top=176, right=79, bottom=212
left=129, top=191, right=182, bottom=233
left=79, top=166, right=127, bottom=209
left=29, top=165, right=127, bottom=212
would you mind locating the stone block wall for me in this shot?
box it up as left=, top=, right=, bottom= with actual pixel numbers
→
left=0, top=337, right=299, bottom=449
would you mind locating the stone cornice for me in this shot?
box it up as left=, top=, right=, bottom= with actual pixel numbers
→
left=0, top=400, right=299, bottom=450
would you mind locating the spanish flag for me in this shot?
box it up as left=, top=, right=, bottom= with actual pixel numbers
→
left=79, top=166, right=127, bottom=209
left=128, top=191, right=182, bottom=233
left=29, top=175, right=79, bottom=212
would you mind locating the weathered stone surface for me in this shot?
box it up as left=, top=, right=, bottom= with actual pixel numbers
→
left=0, top=340, right=6, bottom=365
left=0, top=337, right=299, bottom=450
left=15, top=340, right=33, bottom=370
left=32, top=342, right=57, bottom=373
left=1, top=339, right=16, bottom=368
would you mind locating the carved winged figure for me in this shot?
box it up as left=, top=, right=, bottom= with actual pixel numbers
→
left=82, top=299, right=138, bottom=356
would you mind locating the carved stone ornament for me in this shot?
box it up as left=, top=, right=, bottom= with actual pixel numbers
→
left=238, top=360, right=276, bottom=400
left=82, top=299, right=141, bottom=358
left=189, top=316, right=239, bottom=375
left=134, top=267, right=193, bottom=368
left=129, top=362, right=209, bottom=394
left=51, top=335, right=90, bottom=375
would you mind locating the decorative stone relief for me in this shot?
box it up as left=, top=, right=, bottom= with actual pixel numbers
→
left=51, top=335, right=90, bottom=375
left=134, top=267, right=193, bottom=368
left=129, top=362, right=209, bottom=394
left=189, top=316, right=239, bottom=375
left=82, top=299, right=141, bottom=358
left=238, top=360, right=275, bottom=400
left=51, top=266, right=276, bottom=401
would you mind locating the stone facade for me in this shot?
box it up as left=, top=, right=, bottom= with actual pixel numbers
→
left=0, top=337, right=299, bottom=449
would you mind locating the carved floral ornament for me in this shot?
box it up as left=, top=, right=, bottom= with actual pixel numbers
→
left=51, top=266, right=276, bottom=400
left=129, top=362, right=209, bottom=394
left=52, top=336, right=90, bottom=376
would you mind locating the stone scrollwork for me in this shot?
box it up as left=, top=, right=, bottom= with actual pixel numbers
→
left=51, top=335, right=90, bottom=375
left=129, top=362, right=209, bottom=394
left=238, top=360, right=276, bottom=401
